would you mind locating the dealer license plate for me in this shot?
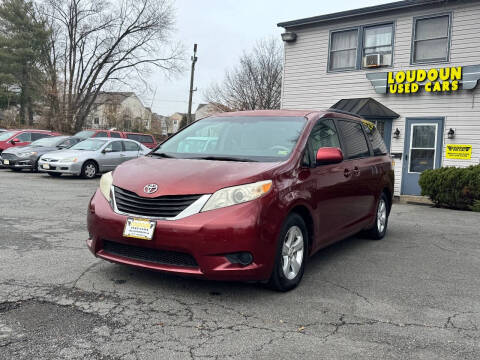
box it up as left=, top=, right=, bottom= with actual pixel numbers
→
left=3, top=160, right=9, bottom=165
left=123, top=218, right=156, bottom=240
left=42, top=163, right=50, bottom=169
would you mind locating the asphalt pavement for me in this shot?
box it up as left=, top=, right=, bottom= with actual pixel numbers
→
left=1, top=170, right=479, bottom=359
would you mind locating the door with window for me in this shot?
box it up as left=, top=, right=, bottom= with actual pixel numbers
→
left=100, top=141, right=124, bottom=171
left=402, top=118, right=444, bottom=195
left=301, top=119, right=349, bottom=247
left=122, top=140, right=142, bottom=161
left=336, top=120, right=376, bottom=226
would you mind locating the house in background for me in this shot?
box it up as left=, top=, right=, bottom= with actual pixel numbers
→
left=86, top=92, right=152, bottom=131
left=169, top=112, right=186, bottom=134
left=151, top=113, right=169, bottom=136
left=194, top=102, right=230, bottom=121
left=279, top=0, right=480, bottom=196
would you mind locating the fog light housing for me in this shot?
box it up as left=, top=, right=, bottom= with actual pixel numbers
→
left=225, top=252, right=253, bottom=266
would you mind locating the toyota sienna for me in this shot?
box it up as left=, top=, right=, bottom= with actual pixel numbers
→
left=87, top=110, right=394, bottom=291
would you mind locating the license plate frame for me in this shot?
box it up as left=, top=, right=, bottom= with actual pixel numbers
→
left=42, top=163, right=50, bottom=169
left=123, top=217, right=156, bottom=240
left=3, top=160, right=9, bottom=165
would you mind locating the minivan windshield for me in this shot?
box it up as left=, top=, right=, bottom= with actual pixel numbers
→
left=154, top=116, right=307, bottom=162
left=71, top=139, right=107, bottom=151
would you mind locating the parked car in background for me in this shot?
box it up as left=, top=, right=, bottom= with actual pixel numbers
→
left=74, top=129, right=124, bottom=139
left=123, top=132, right=157, bottom=149
left=1, top=136, right=82, bottom=172
left=38, top=138, right=149, bottom=179
left=0, top=128, right=7, bottom=133
left=87, top=110, right=394, bottom=291
left=0, top=129, right=61, bottom=168
left=74, top=129, right=158, bottom=149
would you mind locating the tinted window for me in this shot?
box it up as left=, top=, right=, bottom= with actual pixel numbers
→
left=362, top=120, right=388, bottom=156
left=124, top=141, right=140, bottom=151
left=31, top=133, right=51, bottom=141
left=59, top=137, right=81, bottom=148
left=16, top=132, right=31, bottom=142
left=105, top=141, right=123, bottom=152
left=303, top=119, right=341, bottom=166
left=127, top=134, right=154, bottom=143
left=336, top=120, right=371, bottom=159
left=110, top=132, right=122, bottom=138
left=94, top=132, right=108, bottom=138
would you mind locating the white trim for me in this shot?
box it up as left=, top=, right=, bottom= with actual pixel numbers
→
left=407, top=123, right=438, bottom=174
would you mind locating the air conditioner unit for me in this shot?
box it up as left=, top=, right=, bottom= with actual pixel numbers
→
left=363, top=53, right=384, bottom=68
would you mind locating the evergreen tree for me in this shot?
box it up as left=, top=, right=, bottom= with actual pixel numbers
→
left=0, top=0, right=49, bottom=124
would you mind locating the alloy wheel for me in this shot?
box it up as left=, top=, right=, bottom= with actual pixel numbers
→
left=377, top=198, right=387, bottom=234
left=281, top=225, right=304, bottom=280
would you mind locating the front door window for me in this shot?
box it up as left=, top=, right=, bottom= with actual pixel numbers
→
left=409, top=124, right=437, bottom=173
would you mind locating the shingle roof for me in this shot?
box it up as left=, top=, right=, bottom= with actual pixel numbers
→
left=331, top=98, right=400, bottom=120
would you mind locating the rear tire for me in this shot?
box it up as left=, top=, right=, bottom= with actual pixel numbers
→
left=267, top=213, right=308, bottom=292
left=365, top=192, right=389, bottom=240
left=81, top=161, right=97, bottom=179
left=48, top=172, right=62, bottom=177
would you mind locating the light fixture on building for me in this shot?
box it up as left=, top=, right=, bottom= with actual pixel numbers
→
left=393, top=128, right=400, bottom=138
left=281, top=32, right=297, bottom=42
left=448, top=128, right=456, bottom=139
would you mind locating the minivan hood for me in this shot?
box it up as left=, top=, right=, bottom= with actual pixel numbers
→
left=2, top=145, right=31, bottom=154
left=113, top=156, right=282, bottom=196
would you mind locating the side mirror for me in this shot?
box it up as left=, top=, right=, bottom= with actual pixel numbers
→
left=57, top=144, right=67, bottom=149
left=316, top=147, right=343, bottom=165
left=102, top=147, right=112, bottom=154
left=10, top=138, right=20, bottom=144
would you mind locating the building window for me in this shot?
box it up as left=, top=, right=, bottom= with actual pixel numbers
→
left=329, top=29, right=358, bottom=71
left=412, top=14, right=451, bottom=64
left=94, top=117, right=99, bottom=125
left=363, top=24, right=393, bottom=67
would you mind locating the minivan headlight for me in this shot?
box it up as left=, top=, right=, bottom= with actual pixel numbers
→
left=99, top=172, right=113, bottom=202
left=201, top=180, right=272, bottom=212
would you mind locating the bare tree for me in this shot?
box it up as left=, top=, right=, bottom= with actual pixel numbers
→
left=204, top=38, right=282, bottom=111
left=36, top=0, right=182, bottom=132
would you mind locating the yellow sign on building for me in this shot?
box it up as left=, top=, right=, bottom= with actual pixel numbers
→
left=446, top=144, right=472, bottom=160
left=388, top=67, right=462, bottom=94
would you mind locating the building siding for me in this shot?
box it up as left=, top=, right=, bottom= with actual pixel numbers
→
left=281, top=2, right=480, bottom=195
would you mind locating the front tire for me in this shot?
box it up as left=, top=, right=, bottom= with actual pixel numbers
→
left=268, top=213, right=307, bottom=292
left=81, top=161, right=98, bottom=179
left=365, top=192, right=389, bottom=240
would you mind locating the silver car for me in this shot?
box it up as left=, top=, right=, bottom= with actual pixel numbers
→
left=38, top=137, right=150, bottom=178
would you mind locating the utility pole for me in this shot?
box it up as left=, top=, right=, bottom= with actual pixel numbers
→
left=187, top=43, right=198, bottom=125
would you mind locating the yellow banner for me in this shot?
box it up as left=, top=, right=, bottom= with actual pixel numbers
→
left=446, top=144, right=472, bottom=160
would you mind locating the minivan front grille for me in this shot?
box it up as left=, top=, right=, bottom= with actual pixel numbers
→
left=102, top=240, right=198, bottom=267
left=0, top=153, right=16, bottom=160
left=114, top=186, right=202, bottom=218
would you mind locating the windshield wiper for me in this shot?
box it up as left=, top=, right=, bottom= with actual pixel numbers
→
left=193, top=156, right=257, bottom=162
left=149, top=152, right=175, bottom=158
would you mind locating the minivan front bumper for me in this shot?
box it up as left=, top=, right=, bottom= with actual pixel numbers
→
left=87, top=189, right=279, bottom=281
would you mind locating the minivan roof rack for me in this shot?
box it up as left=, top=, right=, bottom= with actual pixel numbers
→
left=327, top=108, right=363, bottom=119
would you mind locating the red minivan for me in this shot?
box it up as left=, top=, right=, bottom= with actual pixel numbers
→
left=87, top=110, right=394, bottom=291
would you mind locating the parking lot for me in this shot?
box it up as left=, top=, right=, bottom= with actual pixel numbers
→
left=0, top=170, right=479, bottom=359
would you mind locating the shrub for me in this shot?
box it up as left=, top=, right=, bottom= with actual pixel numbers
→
left=418, top=165, right=480, bottom=210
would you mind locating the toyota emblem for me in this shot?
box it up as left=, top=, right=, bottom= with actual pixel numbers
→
left=143, top=183, right=158, bottom=194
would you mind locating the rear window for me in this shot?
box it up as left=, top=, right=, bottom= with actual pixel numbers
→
left=362, top=120, right=388, bottom=156
left=94, top=131, right=108, bottom=138
left=126, top=134, right=154, bottom=143
left=110, top=132, right=122, bottom=138
left=31, top=133, right=51, bottom=141
left=336, top=120, right=371, bottom=159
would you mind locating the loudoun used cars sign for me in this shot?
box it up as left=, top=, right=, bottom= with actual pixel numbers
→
left=366, top=65, right=480, bottom=94
left=388, top=67, right=462, bottom=94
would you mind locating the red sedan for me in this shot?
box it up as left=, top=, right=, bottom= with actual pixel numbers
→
left=87, top=110, right=394, bottom=291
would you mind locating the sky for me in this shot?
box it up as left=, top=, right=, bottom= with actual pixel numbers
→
left=140, top=0, right=393, bottom=116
